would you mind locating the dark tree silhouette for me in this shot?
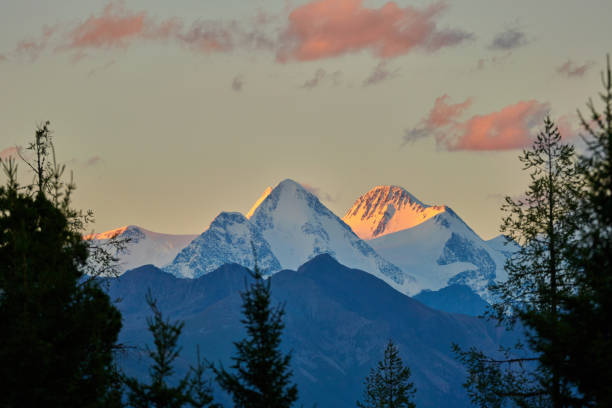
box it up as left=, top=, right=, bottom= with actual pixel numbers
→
left=214, top=263, right=298, bottom=408
left=357, top=339, right=416, bottom=408
left=547, top=55, right=612, bottom=407
left=454, top=116, right=583, bottom=408
left=123, top=291, right=218, bottom=408
left=0, top=123, right=123, bottom=407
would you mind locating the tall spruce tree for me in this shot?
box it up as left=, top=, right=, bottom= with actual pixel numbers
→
left=545, top=55, right=612, bottom=407
left=357, top=340, right=416, bottom=408
left=0, top=123, right=123, bottom=407
left=123, top=291, right=218, bottom=408
left=454, top=116, right=583, bottom=408
left=214, top=263, right=298, bottom=408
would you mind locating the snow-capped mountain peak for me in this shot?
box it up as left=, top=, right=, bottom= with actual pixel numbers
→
left=84, top=225, right=197, bottom=273
left=164, top=211, right=281, bottom=279
left=248, top=179, right=415, bottom=292
left=342, top=185, right=447, bottom=240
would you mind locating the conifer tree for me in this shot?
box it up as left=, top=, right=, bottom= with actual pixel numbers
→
left=0, top=123, right=123, bottom=407
left=357, top=339, right=416, bottom=408
left=214, top=264, right=298, bottom=408
left=123, top=291, right=218, bottom=408
left=545, top=55, right=612, bottom=407
left=454, top=116, right=583, bottom=408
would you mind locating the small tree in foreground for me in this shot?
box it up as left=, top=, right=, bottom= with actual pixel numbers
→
left=123, top=291, right=218, bottom=408
left=357, top=339, right=416, bottom=408
left=214, top=264, right=298, bottom=408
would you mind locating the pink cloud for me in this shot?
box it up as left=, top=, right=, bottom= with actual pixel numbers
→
left=11, top=0, right=469, bottom=63
left=426, top=94, right=472, bottom=127
left=556, top=59, right=595, bottom=78
left=0, top=54, right=7, bottom=63
left=67, top=2, right=147, bottom=49
left=277, top=0, right=472, bottom=62
left=404, top=95, right=472, bottom=143
left=57, top=2, right=270, bottom=56
left=14, top=25, right=57, bottom=60
left=444, top=100, right=549, bottom=151
left=405, top=96, right=553, bottom=151
left=65, top=2, right=185, bottom=51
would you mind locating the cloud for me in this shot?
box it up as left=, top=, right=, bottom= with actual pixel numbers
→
left=471, top=52, right=511, bottom=71
left=14, top=25, right=57, bottom=60
left=175, top=21, right=236, bottom=53
left=556, top=59, right=595, bottom=78
left=301, top=68, right=342, bottom=89
left=66, top=2, right=150, bottom=49
left=425, top=94, right=473, bottom=127
left=446, top=100, right=549, bottom=151
left=277, top=0, right=472, bottom=62
left=404, top=95, right=552, bottom=151
left=13, top=1, right=273, bottom=60
left=489, top=28, right=527, bottom=51
left=404, top=94, right=472, bottom=143
left=0, top=146, right=24, bottom=161
left=65, top=2, right=275, bottom=54
left=302, top=68, right=327, bottom=89
left=0, top=54, right=7, bottom=63
left=231, top=75, right=244, bottom=91
left=301, top=182, right=334, bottom=202
left=12, top=0, right=470, bottom=64
left=363, top=60, right=399, bottom=86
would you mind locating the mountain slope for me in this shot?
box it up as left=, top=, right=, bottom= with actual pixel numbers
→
left=368, top=209, right=509, bottom=298
left=247, top=179, right=415, bottom=292
left=342, top=185, right=446, bottom=240
left=164, top=212, right=281, bottom=278
left=84, top=225, right=196, bottom=273
left=342, top=185, right=514, bottom=299
left=108, top=255, right=519, bottom=408
left=413, top=284, right=490, bottom=316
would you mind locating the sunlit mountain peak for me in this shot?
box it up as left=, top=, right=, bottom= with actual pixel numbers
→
left=343, top=185, right=447, bottom=240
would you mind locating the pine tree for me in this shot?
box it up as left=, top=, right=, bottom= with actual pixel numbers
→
left=124, top=291, right=218, bottom=408
left=546, top=55, right=612, bottom=407
left=454, top=116, right=583, bottom=408
left=214, top=264, right=298, bottom=408
left=357, top=367, right=381, bottom=408
left=0, top=123, right=123, bottom=407
left=357, top=340, right=416, bottom=408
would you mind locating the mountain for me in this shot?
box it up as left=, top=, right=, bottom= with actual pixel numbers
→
left=344, top=186, right=512, bottom=299
left=247, top=179, right=415, bottom=292
left=486, top=234, right=521, bottom=258
left=342, top=185, right=446, bottom=240
left=164, top=212, right=281, bottom=278
left=84, top=225, right=196, bottom=273
left=108, top=255, right=519, bottom=408
left=413, top=284, right=490, bottom=316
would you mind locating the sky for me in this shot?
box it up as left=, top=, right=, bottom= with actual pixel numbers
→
left=1, top=0, right=611, bottom=239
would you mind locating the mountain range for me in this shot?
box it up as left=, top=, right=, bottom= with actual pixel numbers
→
left=92, top=179, right=516, bottom=303
left=91, top=178, right=524, bottom=406
left=109, top=255, right=519, bottom=408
